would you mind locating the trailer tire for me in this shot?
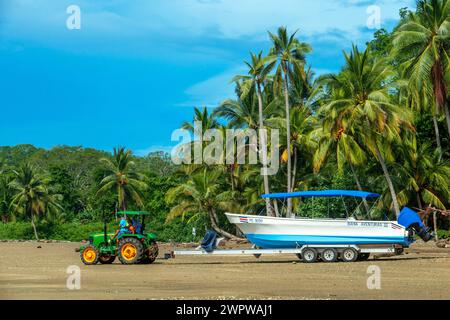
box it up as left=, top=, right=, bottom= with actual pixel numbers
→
left=321, top=248, right=338, bottom=262
left=302, top=248, right=318, bottom=263
left=341, top=248, right=358, bottom=262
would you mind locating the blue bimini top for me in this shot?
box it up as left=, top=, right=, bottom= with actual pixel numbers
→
left=261, top=190, right=381, bottom=200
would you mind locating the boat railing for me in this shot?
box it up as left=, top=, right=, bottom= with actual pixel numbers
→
left=258, top=190, right=390, bottom=222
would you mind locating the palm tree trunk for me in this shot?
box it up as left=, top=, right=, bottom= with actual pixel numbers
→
left=433, top=211, right=439, bottom=242
left=118, top=186, right=126, bottom=211
left=432, top=61, right=449, bottom=138
left=416, top=192, right=428, bottom=227
left=256, top=83, right=274, bottom=217
left=444, top=100, right=450, bottom=140
left=291, top=147, right=297, bottom=194
left=349, top=163, right=370, bottom=214
left=282, top=63, right=292, bottom=216
left=209, top=209, right=241, bottom=240
left=416, top=192, right=423, bottom=210
left=31, top=213, right=39, bottom=241
left=273, top=200, right=280, bottom=217
left=375, top=144, right=400, bottom=217
left=230, top=166, right=235, bottom=191
left=432, top=115, right=442, bottom=154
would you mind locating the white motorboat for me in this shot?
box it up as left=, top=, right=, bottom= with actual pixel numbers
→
left=226, top=190, right=432, bottom=249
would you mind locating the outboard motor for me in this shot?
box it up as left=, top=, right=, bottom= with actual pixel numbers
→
left=200, top=230, right=218, bottom=253
left=398, top=207, right=434, bottom=242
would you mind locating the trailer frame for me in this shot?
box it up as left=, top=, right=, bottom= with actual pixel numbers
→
left=168, top=243, right=403, bottom=263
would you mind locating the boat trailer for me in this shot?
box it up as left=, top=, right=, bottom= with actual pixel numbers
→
left=167, top=244, right=404, bottom=263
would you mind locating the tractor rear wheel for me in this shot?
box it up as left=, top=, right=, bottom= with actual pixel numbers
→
left=99, top=255, right=116, bottom=264
left=81, top=245, right=99, bottom=265
left=140, top=242, right=159, bottom=264
left=118, top=238, right=143, bottom=265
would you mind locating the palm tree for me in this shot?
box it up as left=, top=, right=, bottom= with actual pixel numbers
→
left=182, top=107, right=219, bottom=164
left=401, top=80, right=444, bottom=152
left=393, top=0, right=450, bottom=137
left=269, top=26, right=312, bottom=216
left=97, top=147, right=148, bottom=211
left=395, top=137, right=450, bottom=210
left=313, top=75, right=371, bottom=211
left=9, top=163, right=62, bottom=240
left=225, top=52, right=276, bottom=216
left=182, top=106, right=219, bottom=133
left=313, top=123, right=370, bottom=213
left=166, top=168, right=239, bottom=239
left=320, top=45, right=413, bottom=217
left=0, top=166, right=13, bottom=222
left=215, top=82, right=283, bottom=130
left=267, top=106, right=317, bottom=195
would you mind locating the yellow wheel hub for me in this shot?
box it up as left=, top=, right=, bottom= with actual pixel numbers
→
left=121, top=244, right=137, bottom=261
left=83, top=248, right=96, bottom=263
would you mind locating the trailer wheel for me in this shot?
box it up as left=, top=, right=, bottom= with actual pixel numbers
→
left=302, top=248, right=318, bottom=263
left=321, top=248, right=338, bottom=262
left=341, top=248, right=358, bottom=262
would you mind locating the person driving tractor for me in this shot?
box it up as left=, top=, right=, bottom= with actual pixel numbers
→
left=111, top=215, right=134, bottom=240
left=131, top=217, right=142, bottom=234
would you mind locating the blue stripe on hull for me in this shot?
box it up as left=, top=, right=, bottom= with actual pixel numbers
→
left=246, top=234, right=409, bottom=249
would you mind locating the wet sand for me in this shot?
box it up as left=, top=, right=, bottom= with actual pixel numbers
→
left=1, top=241, right=449, bottom=300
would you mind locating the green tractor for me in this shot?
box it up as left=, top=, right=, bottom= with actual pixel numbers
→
left=79, top=211, right=159, bottom=265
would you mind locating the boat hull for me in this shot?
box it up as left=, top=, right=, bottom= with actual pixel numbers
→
left=226, top=213, right=410, bottom=249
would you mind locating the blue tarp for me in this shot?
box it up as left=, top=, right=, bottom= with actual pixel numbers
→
left=261, top=190, right=381, bottom=199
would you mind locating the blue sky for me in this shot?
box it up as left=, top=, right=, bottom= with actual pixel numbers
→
left=0, top=0, right=414, bottom=155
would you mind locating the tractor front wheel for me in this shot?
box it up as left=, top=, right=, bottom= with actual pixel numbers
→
left=118, top=238, right=143, bottom=265
left=81, top=245, right=100, bottom=265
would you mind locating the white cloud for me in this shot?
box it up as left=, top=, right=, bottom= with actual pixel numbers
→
left=0, top=0, right=415, bottom=113
left=180, top=65, right=246, bottom=108
left=2, top=0, right=414, bottom=42
left=129, top=0, right=414, bottom=41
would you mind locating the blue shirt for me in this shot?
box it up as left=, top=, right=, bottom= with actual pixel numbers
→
left=119, top=218, right=128, bottom=233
